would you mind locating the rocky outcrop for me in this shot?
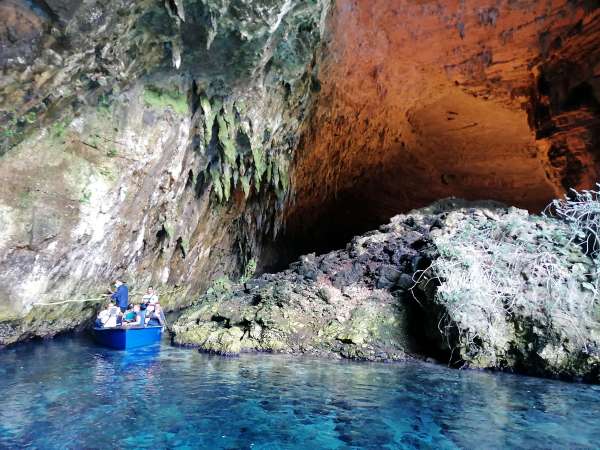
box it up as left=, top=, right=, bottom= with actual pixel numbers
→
left=173, top=216, right=427, bottom=360
left=174, top=199, right=600, bottom=382
left=412, top=200, right=600, bottom=382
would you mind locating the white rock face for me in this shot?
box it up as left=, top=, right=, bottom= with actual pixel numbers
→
left=0, top=0, right=330, bottom=344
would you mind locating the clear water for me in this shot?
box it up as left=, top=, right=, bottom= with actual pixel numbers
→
left=1, top=336, right=599, bottom=449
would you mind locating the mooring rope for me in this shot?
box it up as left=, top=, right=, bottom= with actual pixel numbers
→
left=32, top=287, right=186, bottom=307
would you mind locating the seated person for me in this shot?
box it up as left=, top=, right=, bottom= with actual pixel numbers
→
left=95, top=302, right=120, bottom=328
left=146, top=303, right=165, bottom=327
left=95, top=305, right=109, bottom=328
left=123, top=304, right=144, bottom=327
left=141, top=286, right=159, bottom=314
left=122, top=304, right=137, bottom=323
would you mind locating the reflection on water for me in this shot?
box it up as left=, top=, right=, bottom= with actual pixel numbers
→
left=0, top=336, right=599, bottom=449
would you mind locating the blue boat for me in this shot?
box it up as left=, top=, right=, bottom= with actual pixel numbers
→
left=93, top=325, right=163, bottom=350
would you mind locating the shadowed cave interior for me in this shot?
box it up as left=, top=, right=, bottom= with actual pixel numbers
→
left=266, top=0, right=600, bottom=268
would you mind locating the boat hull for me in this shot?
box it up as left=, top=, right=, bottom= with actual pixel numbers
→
left=93, top=326, right=162, bottom=350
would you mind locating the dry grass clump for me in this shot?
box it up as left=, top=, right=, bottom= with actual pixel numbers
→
left=415, top=205, right=598, bottom=367
left=545, top=183, right=600, bottom=257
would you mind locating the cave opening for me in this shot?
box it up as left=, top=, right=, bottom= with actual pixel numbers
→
left=563, top=82, right=599, bottom=111
left=259, top=0, right=600, bottom=273
left=268, top=88, right=563, bottom=270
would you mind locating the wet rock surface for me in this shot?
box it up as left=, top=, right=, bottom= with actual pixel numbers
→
left=1, top=0, right=599, bottom=373
left=0, top=0, right=328, bottom=344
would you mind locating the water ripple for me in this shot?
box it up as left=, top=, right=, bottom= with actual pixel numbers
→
left=0, top=336, right=599, bottom=449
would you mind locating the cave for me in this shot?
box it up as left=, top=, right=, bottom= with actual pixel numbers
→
left=1, top=0, right=600, bottom=347
left=274, top=0, right=600, bottom=261
left=3, top=1, right=600, bottom=442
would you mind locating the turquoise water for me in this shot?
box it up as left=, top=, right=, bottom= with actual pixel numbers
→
left=1, top=337, right=599, bottom=449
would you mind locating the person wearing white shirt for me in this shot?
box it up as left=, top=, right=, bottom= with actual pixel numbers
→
left=142, top=286, right=159, bottom=310
left=95, top=302, right=120, bottom=328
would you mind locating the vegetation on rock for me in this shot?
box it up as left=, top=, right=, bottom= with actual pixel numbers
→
left=143, top=86, right=188, bottom=116
left=173, top=198, right=600, bottom=382
left=413, top=200, right=600, bottom=381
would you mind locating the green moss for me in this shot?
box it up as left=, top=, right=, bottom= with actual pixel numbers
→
left=221, top=163, right=232, bottom=202
left=234, top=99, right=247, bottom=115
left=180, top=238, right=190, bottom=257
left=1, top=115, right=19, bottom=140
left=50, top=117, right=71, bottom=139
left=196, top=99, right=291, bottom=205
left=79, top=190, right=91, bottom=205
left=217, top=114, right=237, bottom=166
left=240, top=174, right=251, bottom=198
left=240, top=258, right=257, bottom=284
left=143, top=86, right=188, bottom=115
left=210, top=167, right=224, bottom=201
left=97, top=93, right=112, bottom=115
left=201, top=97, right=217, bottom=147
left=1, top=126, right=17, bottom=139
left=24, top=111, right=37, bottom=124
left=163, top=223, right=175, bottom=239
left=206, top=276, right=232, bottom=296
left=98, top=166, right=116, bottom=181
left=251, top=146, right=266, bottom=187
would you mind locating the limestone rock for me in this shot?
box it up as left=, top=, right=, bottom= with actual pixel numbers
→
left=0, top=0, right=328, bottom=344
left=173, top=216, right=427, bottom=360
left=411, top=200, right=600, bottom=382
left=284, top=0, right=600, bottom=256
left=174, top=198, right=600, bottom=382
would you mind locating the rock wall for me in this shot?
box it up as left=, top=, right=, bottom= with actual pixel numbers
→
left=0, top=0, right=329, bottom=344
left=1, top=0, right=599, bottom=345
left=284, top=0, right=600, bottom=254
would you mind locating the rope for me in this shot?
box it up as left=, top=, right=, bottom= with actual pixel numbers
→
left=32, top=287, right=186, bottom=307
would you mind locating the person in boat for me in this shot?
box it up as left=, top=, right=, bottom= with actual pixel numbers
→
left=95, top=301, right=120, bottom=328
left=142, top=286, right=163, bottom=326
left=146, top=303, right=165, bottom=327
left=142, top=286, right=159, bottom=314
left=123, top=304, right=143, bottom=327
left=138, top=301, right=147, bottom=326
left=122, top=304, right=137, bottom=323
left=110, top=278, right=129, bottom=313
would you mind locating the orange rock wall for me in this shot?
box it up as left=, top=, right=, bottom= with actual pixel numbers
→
left=286, top=0, right=600, bottom=249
